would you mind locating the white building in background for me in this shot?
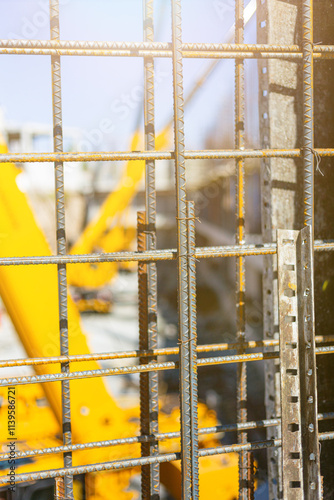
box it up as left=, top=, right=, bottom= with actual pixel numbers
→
left=0, top=109, right=91, bottom=194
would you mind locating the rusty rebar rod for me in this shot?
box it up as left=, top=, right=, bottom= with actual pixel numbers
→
left=1, top=345, right=334, bottom=388
left=303, top=0, right=314, bottom=229
left=171, top=1, right=198, bottom=497
left=2, top=147, right=334, bottom=163
left=234, top=1, right=248, bottom=497
left=49, top=1, right=73, bottom=497
left=2, top=432, right=334, bottom=487
left=187, top=201, right=199, bottom=498
left=1, top=335, right=334, bottom=370
left=0, top=240, right=332, bottom=268
left=140, top=2, right=160, bottom=495
left=1, top=40, right=334, bottom=59
left=2, top=411, right=334, bottom=463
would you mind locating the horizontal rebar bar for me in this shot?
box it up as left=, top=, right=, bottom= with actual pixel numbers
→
left=0, top=240, right=332, bottom=269
left=1, top=148, right=334, bottom=163
left=0, top=40, right=333, bottom=60
left=1, top=346, right=333, bottom=388
left=0, top=417, right=279, bottom=461
left=1, top=432, right=333, bottom=486
left=1, top=412, right=333, bottom=462
left=1, top=335, right=334, bottom=370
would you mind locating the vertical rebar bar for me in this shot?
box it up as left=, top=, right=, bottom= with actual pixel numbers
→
left=140, top=1, right=160, bottom=497
left=187, top=201, right=199, bottom=499
left=49, top=1, right=73, bottom=498
left=246, top=453, right=255, bottom=500
left=54, top=477, right=65, bottom=500
left=137, top=210, right=150, bottom=497
left=302, top=0, right=314, bottom=229
left=171, top=1, right=197, bottom=498
left=235, top=0, right=248, bottom=498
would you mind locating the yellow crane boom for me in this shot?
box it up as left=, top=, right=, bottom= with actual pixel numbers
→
left=67, top=130, right=169, bottom=289
left=0, top=140, right=239, bottom=499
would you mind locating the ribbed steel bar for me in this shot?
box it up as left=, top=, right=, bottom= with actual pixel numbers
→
left=0, top=240, right=332, bottom=268
left=50, top=1, right=73, bottom=498
left=234, top=1, right=248, bottom=497
left=2, top=49, right=333, bottom=60
left=138, top=215, right=159, bottom=491
left=8, top=410, right=334, bottom=463
left=303, top=0, right=314, bottom=228
left=54, top=477, right=65, bottom=500
left=1, top=39, right=334, bottom=59
left=142, top=2, right=160, bottom=495
left=171, top=1, right=195, bottom=497
left=2, top=147, right=334, bottom=163
left=4, top=434, right=334, bottom=487
left=1, top=345, right=333, bottom=388
left=187, top=201, right=199, bottom=498
left=2, top=335, right=334, bottom=370
left=0, top=417, right=279, bottom=461
left=138, top=211, right=155, bottom=497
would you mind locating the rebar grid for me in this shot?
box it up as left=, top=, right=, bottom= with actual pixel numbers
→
left=4, top=431, right=334, bottom=488
left=0, top=1, right=333, bottom=499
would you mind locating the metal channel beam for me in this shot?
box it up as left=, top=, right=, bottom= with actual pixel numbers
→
left=257, top=1, right=303, bottom=497
left=297, top=226, right=321, bottom=497
left=277, top=228, right=321, bottom=499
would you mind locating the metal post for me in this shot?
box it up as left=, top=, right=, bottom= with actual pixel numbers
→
left=235, top=0, right=248, bottom=498
left=171, top=1, right=198, bottom=497
left=49, top=1, right=73, bottom=498
left=140, top=0, right=160, bottom=497
left=277, top=230, right=304, bottom=500
left=277, top=228, right=321, bottom=499
left=297, top=226, right=321, bottom=497
left=257, top=1, right=302, bottom=496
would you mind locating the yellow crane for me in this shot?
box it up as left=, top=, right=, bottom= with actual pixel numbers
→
left=0, top=140, right=239, bottom=499
left=66, top=130, right=169, bottom=314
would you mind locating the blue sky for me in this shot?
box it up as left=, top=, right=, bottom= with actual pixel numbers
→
left=0, top=0, right=258, bottom=151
